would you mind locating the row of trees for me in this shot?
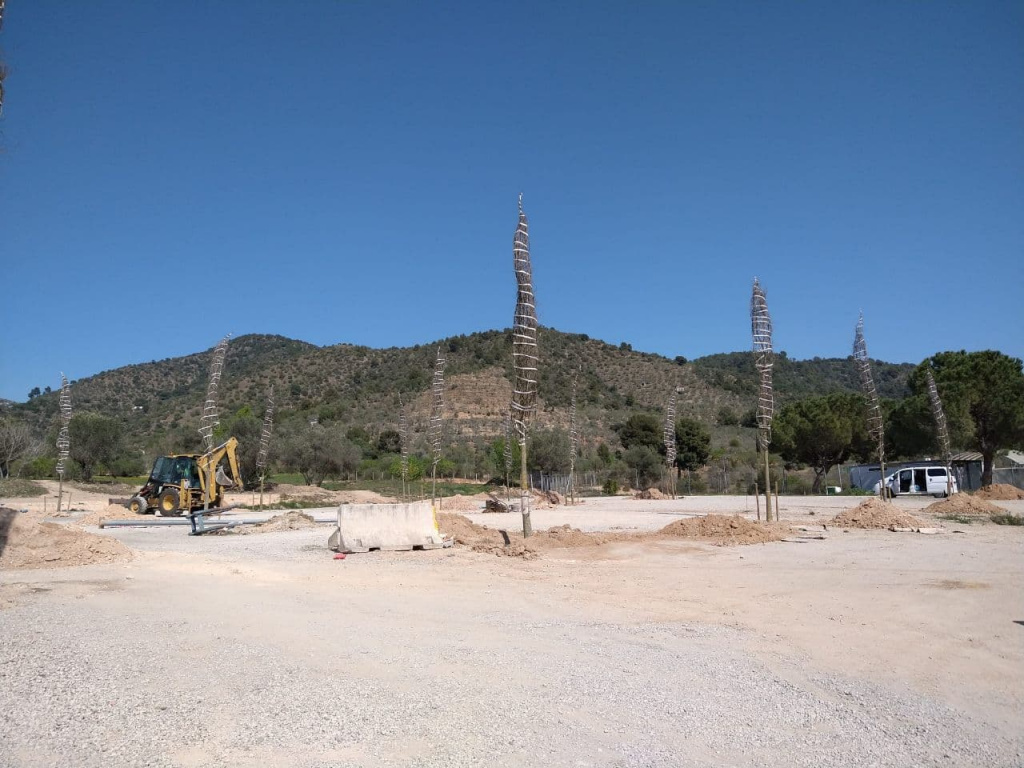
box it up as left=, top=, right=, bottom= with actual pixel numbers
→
left=772, top=351, right=1024, bottom=490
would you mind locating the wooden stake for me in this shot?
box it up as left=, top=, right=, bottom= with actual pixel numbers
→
left=754, top=482, right=761, bottom=521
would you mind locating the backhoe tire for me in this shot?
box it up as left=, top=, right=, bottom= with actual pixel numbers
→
left=128, top=496, right=150, bottom=515
left=156, top=488, right=182, bottom=517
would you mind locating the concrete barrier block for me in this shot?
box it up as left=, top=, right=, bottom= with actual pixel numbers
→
left=328, top=501, right=446, bottom=553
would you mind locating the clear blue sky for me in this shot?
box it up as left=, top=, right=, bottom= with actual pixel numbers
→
left=2, top=1, right=1022, bottom=402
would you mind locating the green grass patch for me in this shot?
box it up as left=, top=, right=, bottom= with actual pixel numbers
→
left=321, top=478, right=489, bottom=498
left=0, top=478, right=48, bottom=497
left=267, top=473, right=306, bottom=486
left=990, top=513, right=1024, bottom=526
left=938, top=513, right=974, bottom=525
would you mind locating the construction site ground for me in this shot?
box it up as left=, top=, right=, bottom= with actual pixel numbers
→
left=1, top=483, right=1022, bottom=767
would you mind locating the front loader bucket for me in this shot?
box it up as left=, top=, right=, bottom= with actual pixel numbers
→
left=328, top=501, right=448, bottom=553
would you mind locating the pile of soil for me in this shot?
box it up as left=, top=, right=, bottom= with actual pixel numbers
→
left=634, top=488, right=668, bottom=500
left=924, top=494, right=1007, bottom=518
left=235, top=511, right=318, bottom=534
left=658, top=515, right=784, bottom=545
left=973, top=484, right=1024, bottom=501
left=830, top=498, right=926, bottom=529
left=437, top=513, right=612, bottom=559
left=76, top=504, right=142, bottom=527
left=437, top=512, right=504, bottom=546
left=0, top=508, right=132, bottom=570
left=438, top=494, right=488, bottom=512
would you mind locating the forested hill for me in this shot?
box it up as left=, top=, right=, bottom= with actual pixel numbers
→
left=12, top=329, right=914, bottom=452
left=692, top=352, right=912, bottom=402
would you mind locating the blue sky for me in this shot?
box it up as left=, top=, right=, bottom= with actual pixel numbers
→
left=1, top=1, right=1022, bottom=402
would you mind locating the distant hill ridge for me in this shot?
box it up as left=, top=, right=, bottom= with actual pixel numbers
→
left=14, top=329, right=914, bottom=450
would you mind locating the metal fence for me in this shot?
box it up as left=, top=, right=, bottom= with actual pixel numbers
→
left=993, top=466, right=1024, bottom=490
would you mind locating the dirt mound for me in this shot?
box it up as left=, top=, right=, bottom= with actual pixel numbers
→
left=337, top=490, right=397, bottom=504
left=234, top=511, right=318, bottom=534
left=924, top=494, right=1007, bottom=518
left=76, top=504, right=142, bottom=527
left=437, top=513, right=612, bottom=558
left=658, top=515, right=784, bottom=545
left=830, top=498, right=927, bottom=529
left=0, top=508, right=132, bottom=570
left=437, top=512, right=502, bottom=546
left=973, top=484, right=1024, bottom=501
left=438, top=494, right=488, bottom=512
left=635, top=488, right=668, bottom=500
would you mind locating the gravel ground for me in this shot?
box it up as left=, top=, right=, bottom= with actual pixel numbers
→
left=2, top=500, right=1022, bottom=767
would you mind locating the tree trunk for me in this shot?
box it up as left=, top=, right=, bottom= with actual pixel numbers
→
left=981, top=451, right=994, bottom=487
left=811, top=468, right=826, bottom=495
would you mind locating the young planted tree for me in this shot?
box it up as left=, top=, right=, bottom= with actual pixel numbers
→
left=853, top=314, right=887, bottom=499
left=751, top=278, right=775, bottom=520
left=398, top=393, right=410, bottom=500
left=55, top=374, right=72, bottom=511
left=511, top=195, right=539, bottom=537
left=925, top=370, right=953, bottom=495
left=255, top=388, right=275, bottom=510
left=199, top=334, right=230, bottom=453
left=663, top=387, right=678, bottom=498
left=567, top=366, right=580, bottom=503
left=429, top=347, right=446, bottom=505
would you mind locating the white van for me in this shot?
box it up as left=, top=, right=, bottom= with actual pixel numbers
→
left=872, top=466, right=958, bottom=498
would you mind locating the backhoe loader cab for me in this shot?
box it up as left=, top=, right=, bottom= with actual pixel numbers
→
left=129, top=438, right=242, bottom=516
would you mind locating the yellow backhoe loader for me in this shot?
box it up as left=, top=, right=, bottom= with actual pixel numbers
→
left=128, top=438, right=243, bottom=516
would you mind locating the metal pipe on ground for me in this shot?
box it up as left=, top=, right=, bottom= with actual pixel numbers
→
left=100, top=518, right=336, bottom=528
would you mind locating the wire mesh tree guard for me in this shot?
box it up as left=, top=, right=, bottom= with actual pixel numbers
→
left=751, top=278, right=775, bottom=520
left=255, top=387, right=275, bottom=510
left=568, top=366, right=581, bottom=504
left=663, top=386, right=678, bottom=499
left=55, top=373, right=72, bottom=512
left=429, top=347, right=446, bottom=506
left=925, top=368, right=953, bottom=495
left=199, top=334, right=230, bottom=453
left=853, top=313, right=887, bottom=500
left=398, top=392, right=410, bottom=500
left=511, top=194, right=539, bottom=536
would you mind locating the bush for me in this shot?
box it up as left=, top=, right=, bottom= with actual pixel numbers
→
left=0, top=478, right=48, bottom=497
left=717, top=406, right=739, bottom=426
left=602, top=478, right=620, bottom=496
left=990, top=513, right=1024, bottom=526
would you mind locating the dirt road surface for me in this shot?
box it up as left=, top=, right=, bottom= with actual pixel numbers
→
left=1, top=494, right=1022, bottom=767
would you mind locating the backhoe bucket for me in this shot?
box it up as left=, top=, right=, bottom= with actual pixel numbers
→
left=328, top=501, right=448, bottom=553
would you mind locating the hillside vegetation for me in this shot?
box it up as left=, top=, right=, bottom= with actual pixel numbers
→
left=12, top=329, right=912, bottom=458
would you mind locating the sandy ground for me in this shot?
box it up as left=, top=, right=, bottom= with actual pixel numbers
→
left=1, top=490, right=1022, bottom=767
